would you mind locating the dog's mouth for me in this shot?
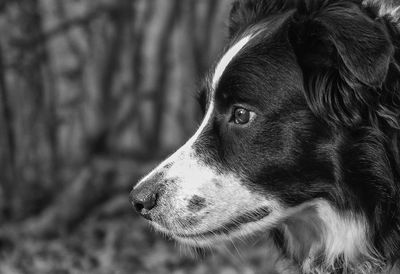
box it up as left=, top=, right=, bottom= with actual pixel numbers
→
left=156, top=206, right=272, bottom=243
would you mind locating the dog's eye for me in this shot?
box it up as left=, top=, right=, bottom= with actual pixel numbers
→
left=233, top=107, right=250, bottom=124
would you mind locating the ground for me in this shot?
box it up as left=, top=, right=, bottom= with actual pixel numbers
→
left=0, top=195, right=278, bottom=274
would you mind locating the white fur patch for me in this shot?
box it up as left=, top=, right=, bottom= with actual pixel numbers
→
left=316, top=203, right=368, bottom=264
left=280, top=200, right=383, bottom=273
left=212, top=35, right=252, bottom=89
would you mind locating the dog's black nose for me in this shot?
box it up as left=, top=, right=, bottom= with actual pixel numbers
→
left=130, top=177, right=161, bottom=220
left=131, top=191, right=158, bottom=212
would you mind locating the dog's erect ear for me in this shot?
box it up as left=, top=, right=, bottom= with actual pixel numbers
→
left=229, top=0, right=297, bottom=37
left=290, top=2, right=394, bottom=126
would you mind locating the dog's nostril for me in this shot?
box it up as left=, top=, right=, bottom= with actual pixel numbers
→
left=134, top=193, right=158, bottom=212
left=134, top=202, right=145, bottom=213
left=130, top=186, right=159, bottom=221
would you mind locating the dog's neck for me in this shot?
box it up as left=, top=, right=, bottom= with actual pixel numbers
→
left=275, top=201, right=387, bottom=274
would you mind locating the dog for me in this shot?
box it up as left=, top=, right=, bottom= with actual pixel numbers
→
left=130, top=0, right=400, bottom=273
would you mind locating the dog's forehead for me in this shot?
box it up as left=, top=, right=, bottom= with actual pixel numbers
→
left=206, top=17, right=303, bottom=108
left=207, top=47, right=301, bottom=113
left=205, top=33, right=262, bottom=107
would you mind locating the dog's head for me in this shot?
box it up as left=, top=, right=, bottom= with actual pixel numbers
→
left=131, top=0, right=400, bottom=271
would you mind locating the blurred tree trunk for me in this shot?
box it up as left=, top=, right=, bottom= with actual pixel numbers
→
left=0, top=43, right=16, bottom=220
left=6, top=0, right=55, bottom=220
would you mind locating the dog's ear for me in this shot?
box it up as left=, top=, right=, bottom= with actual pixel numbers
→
left=229, top=0, right=297, bottom=37
left=290, top=2, right=394, bottom=126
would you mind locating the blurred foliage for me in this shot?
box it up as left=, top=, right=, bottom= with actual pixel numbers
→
left=0, top=0, right=278, bottom=273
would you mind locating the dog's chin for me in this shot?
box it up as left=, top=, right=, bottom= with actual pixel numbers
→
left=151, top=222, right=240, bottom=247
left=149, top=209, right=278, bottom=248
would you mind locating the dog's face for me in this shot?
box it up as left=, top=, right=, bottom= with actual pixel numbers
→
left=130, top=15, right=336, bottom=247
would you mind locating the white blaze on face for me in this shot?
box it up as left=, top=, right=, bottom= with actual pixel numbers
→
left=212, top=35, right=253, bottom=90
left=181, top=34, right=254, bottom=151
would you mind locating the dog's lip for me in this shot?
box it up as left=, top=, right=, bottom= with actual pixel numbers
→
left=173, top=206, right=271, bottom=239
